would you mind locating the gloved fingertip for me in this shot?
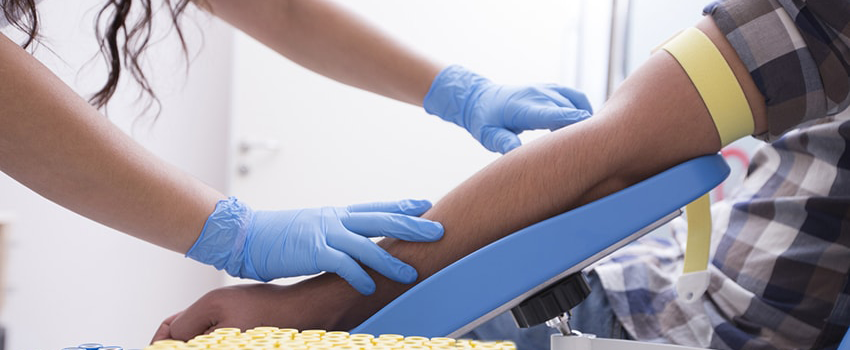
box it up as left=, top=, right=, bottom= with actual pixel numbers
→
left=500, top=139, right=521, bottom=154
left=399, top=264, right=418, bottom=284
left=389, top=199, right=431, bottom=217
left=549, top=110, right=592, bottom=132
left=430, top=222, right=445, bottom=240
left=353, top=279, right=377, bottom=295
left=559, top=109, right=592, bottom=123
left=404, top=199, right=433, bottom=213
left=415, top=220, right=444, bottom=241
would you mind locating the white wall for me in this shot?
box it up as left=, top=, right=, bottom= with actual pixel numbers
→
left=0, top=1, right=232, bottom=349
left=229, top=0, right=582, bottom=211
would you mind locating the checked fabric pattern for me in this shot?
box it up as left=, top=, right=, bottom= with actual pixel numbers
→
left=593, top=0, right=850, bottom=349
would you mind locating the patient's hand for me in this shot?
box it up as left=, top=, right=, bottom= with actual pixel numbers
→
left=151, top=281, right=348, bottom=342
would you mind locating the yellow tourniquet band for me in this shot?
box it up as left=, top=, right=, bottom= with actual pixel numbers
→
left=660, top=28, right=755, bottom=301
left=683, top=194, right=711, bottom=274
left=662, top=27, right=754, bottom=147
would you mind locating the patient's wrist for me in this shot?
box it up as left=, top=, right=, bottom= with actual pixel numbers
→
left=289, top=271, right=397, bottom=331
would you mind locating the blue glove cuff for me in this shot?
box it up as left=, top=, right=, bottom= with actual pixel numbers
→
left=423, top=65, right=490, bottom=129
left=186, top=196, right=258, bottom=279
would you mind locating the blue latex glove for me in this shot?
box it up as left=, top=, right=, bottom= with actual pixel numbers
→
left=424, top=65, right=593, bottom=154
left=186, top=197, right=443, bottom=295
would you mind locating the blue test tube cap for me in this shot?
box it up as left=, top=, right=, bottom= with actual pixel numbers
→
left=77, top=343, right=103, bottom=350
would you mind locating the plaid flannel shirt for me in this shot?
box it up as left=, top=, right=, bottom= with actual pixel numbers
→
left=594, top=0, right=850, bottom=349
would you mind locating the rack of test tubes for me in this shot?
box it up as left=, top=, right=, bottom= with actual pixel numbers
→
left=144, top=327, right=517, bottom=349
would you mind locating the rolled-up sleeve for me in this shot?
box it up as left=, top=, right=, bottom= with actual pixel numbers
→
left=705, top=0, right=850, bottom=141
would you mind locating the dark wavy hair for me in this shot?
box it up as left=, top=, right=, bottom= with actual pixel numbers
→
left=2, top=0, right=205, bottom=115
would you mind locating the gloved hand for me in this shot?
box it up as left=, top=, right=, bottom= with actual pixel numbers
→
left=424, top=65, right=593, bottom=154
left=186, top=197, right=443, bottom=295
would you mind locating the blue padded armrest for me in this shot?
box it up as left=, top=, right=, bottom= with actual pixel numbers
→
left=839, top=330, right=850, bottom=349
left=352, top=154, right=730, bottom=338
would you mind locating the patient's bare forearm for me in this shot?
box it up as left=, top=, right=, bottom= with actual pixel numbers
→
left=388, top=17, right=768, bottom=282
left=301, top=16, right=769, bottom=330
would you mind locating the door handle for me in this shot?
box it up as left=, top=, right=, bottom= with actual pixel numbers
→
left=236, top=138, right=281, bottom=176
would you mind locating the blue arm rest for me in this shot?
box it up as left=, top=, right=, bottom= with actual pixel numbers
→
left=352, top=154, right=730, bottom=338
left=839, top=330, right=850, bottom=349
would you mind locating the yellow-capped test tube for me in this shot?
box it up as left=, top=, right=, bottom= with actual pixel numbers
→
left=300, top=329, right=327, bottom=336
left=252, top=326, right=280, bottom=332
left=378, top=334, right=405, bottom=341
left=212, top=327, right=241, bottom=335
